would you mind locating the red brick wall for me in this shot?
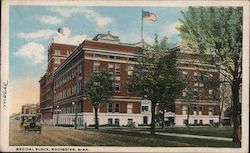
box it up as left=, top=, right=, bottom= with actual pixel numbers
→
left=203, top=105, right=209, bottom=115
left=99, top=103, right=107, bottom=113
left=132, top=102, right=141, bottom=114
left=83, top=100, right=93, bottom=112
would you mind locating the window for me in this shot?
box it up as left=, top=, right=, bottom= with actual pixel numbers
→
left=129, top=58, right=135, bottom=61
left=128, top=119, right=133, bottom=126
left=199, top=106, right=203, bottom=111
left=142, top=106, right=148, bottom=112
left=194, top=119, right=198, bottom=125
left=115, top=82, right=120, bottom=92
left=115, top=76, right=120, bottom=81
left=209, top=106, right=213, bottom=112
left=108, top=55, right=115, bottom=59
left=199, top=120, right=203, bottom=125
left=93, top=62, right=100, bottom=72
left=115, top=56, right=121, bottom=60
left=108, top=118, right=113, bottom=126
left=143, top=116, right=148, bottom=125
left=127, top=103, right=133, bottom=113
left=209, top=89, right=213, bottom=95
left=94, top=54, right=101, bottom=58
left=127, top=65, right=134, bottom=76
left=209, top=120, right=214, bottom=124
left=194, top=106, right=197, bottom=111
left=108, top=103, right=112, bottom=112
left=182, top=91, right=187, bottom=97
left=108, top=64, right=114, bottom=75
left=55, top=50, right=61, bottom=55
left=182, top=106, right=187, bottom=115
left=115, top=118, right=119, bottom=126
left=115, top=104, right=120, bottom=112
left=115, top=64, right=120, bottom=75
left=183, top=119, right=188, bottom=125
left=55, top=58, right=61, bottom=64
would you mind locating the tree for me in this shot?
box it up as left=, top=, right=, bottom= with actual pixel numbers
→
left=178, top=7, right=242, bottom=144
left=84, top=71, right=115, bottom=129
left=128, top=35, right=185, bottom=134
left=201, top=73, right=232, bottom=126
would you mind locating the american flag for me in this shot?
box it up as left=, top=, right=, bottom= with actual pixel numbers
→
left=142, top=10, right=157, bottom=22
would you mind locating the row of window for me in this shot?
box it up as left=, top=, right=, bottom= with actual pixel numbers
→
left=56, top=103, right=83, bottom=114
left=183, top=119, right=214, bottom=125
left=93, top=53, right=135, bottom=62
left=54, top=50, right=72, bottom=56
left=182, top=88, right=213, bottom=97
left=55, top=64, right=82, bottom=88
left=93, top=62, right=134, bottom=76
left=55, top=103, right=150, bottom=114
left=55, top=82, right=83, bottom=101
left=182, top=106, right=214, bottom=115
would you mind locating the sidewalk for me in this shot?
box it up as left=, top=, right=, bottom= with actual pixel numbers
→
left=138, top=131, right=232, bottom=141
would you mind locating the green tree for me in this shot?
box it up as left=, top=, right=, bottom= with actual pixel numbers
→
left=178, top=7, right=242, bottom=144
left=128, top=35, right=185, bottom=134
left=84, top=71, right=115, bottom=129
left=201, top=73, right=232, bottom=127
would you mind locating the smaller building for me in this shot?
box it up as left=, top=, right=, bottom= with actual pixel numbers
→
left=21, top=104, right=38, bottom=114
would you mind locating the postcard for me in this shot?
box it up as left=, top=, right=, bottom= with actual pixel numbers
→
left=1, top=0, right=249, bottom=152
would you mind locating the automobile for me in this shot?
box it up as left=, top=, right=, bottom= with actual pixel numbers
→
left=20, top=114, right=42, bottom=134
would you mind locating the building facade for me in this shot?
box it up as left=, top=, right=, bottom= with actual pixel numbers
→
left=39, top=43, right=77, bottom=124
left=39, top=32, right=220, bottom=127
left=52, top=33, right=151, bottom=126
left=171, top=46, right=220, bottom=126
left=21, top=104, right=39, bottom=114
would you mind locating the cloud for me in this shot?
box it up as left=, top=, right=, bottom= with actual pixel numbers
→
left=83, top=10, right=113, bottom=30
left=49, top=7, right=83, bottom=18
left=17, top=29, right=56, bottom=40
left=52, top=27, right=88, bottom=45
left=38, top=16, right=63, bottom=25
left=14, top=42, right=46, bottom=65
left=164, top=21, right=182, bottom=39
left=49, top=7, right=113, bottom=30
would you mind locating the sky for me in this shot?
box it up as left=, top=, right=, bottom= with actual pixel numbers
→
left=9, top=6, right=186, bottom=113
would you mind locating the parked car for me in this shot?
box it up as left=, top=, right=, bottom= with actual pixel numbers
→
left=20, top=114, right=42, bottom=134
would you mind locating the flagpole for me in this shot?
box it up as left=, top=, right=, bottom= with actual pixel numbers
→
left=141, top=8, right=143, bottom=42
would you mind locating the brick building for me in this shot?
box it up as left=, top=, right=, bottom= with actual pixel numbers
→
left=171, top=45, right=220, bottom=126
left=39, top=32, right=220, bottom=126
left=39, top=43, right=77, bottom=124
left=52, top=32, right=151, bottom=126
left=21, top=104, right=38, bottom=114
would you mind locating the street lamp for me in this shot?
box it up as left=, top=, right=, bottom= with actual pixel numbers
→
left=72, top=102, right=78, bottom=129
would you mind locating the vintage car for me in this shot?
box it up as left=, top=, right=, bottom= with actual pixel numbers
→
left=20, top=114, right=42, bottom=134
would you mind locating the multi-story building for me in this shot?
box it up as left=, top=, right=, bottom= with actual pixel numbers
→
left=39, top=31, right=220, bottom=127
left=52, top=32, right=151, bottom=126
left=39, top=43, right=77, bottom=124
left=21, top=104, right=38, bottom=114
left=170, top=45, right=220, bottom=126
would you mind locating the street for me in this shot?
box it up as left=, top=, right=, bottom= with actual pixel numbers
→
left=9, top=120, right=106, bottom=146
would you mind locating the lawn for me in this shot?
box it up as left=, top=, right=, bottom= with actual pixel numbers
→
left=84, top=128, right=240, bottom=147
left=154, top=126, right=233, bottom=138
